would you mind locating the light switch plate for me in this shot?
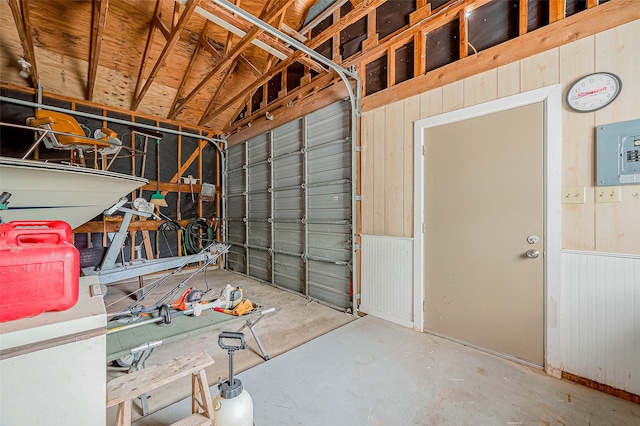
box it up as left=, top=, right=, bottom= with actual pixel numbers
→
left=595, top=186, right=622, bottom=203
left=562, top=186, right=586, bottom=204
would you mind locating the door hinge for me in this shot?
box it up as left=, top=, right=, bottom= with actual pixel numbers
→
left=422, top=145, right=425, bottom=156
left=422, top=222, right=425, bottom=233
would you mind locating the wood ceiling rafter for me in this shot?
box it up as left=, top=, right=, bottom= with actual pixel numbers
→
left=153, top=14, right=171, bottom=40
left=228, top=71, right=341, bottom=132
left=167, top=0, right=295, bottom=120
left=198, top=60, right=238, bottom=126
left=197, top=1, right=323, bottom=72
left=169, top=21, right=214, bottom=116
left=7, top=0, right=39, bottom=85
left=200, top=49, right=305, bottom=125
left=299, top=0, right=349, bottom=35
left=168, top=26, right=262, bottom=120
left=213, top=0, right=388, bottom=129
left=131, top=0, right=200, bottom=110
left=519, top=0, right=528, bottom=36
left=349, top=0, right=493, bottom=76
left=133, top=0, right=163, bottom=109
left=304, top=0, right=386, bottom=51
left=87, top=0, right=109, bottom=100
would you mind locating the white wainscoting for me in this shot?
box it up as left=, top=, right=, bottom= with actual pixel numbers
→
left=360, top=235, right=414, bottom=328
left=561, top=250, right=640, bottom=395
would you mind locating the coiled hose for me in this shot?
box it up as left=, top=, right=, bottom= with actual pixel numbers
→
left=183, top=218, right=214, bottom=255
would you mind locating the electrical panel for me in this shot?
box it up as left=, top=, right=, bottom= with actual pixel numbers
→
left=596, top=119, right=640, bottom=186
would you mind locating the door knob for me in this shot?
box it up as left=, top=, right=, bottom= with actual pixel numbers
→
left=526, top=249, right=539, bottom=259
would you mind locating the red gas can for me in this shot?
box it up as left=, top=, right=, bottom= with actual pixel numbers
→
left=0, top=221, right=80, bottom=322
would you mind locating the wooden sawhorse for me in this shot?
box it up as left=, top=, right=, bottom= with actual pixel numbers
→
left=107, top=350, right=215, bottom=426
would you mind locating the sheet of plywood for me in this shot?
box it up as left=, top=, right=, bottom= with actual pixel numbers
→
left=384, top=102, right=404, bottom=237
left=463, top=68, right=498, bottom=107
left=420, top=86, right=443, bottom=118
left=442, top=80, right=463, bottom=113
left=497, top=61, right=521, bottom=98
left=361, top=111, right=375, bottom=235
left=372, top=108, right=387, bottom=235
left=593, top=20, right=640, bottom=254
left=559, top=35, right=596, bottom=251
left=520, top=48, right=560, bottom=91
left=403, top=95, right=420, bottom=238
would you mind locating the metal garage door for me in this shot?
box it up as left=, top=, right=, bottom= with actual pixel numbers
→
left=224, top=100, right=353, bottom=310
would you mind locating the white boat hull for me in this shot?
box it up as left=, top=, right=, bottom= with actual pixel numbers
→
left=0, top=157, right=148, bottom=229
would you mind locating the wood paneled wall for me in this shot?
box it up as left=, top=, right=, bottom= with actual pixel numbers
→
left=360, top=19, right=640, bottom=254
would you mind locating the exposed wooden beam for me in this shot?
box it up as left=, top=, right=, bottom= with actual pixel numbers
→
left=414, top=30, right=426, bottom=76
left=409, top=2, right=432, bottom=26
left=299, top=0, right=350, bottom=35
left=346, top=0, right=492, bottom=69
left=199, top=49, right=305, bottom=125
left=131, top=0, right=199, bottom=110
left=7, top=0, right=39, bottom=85
left=168, top=27, right=262, bottom=120
left=200, top=36, right=222, bottom=58
left=153, top=15, right=171, bottom=40
left=198, top=60, right=238, bottom=126
left=240, top=55, right=262, bottom=78
left=227, top=71, right=341, bottom=131
left=168, top=0, right=295, bottom=119
left=549, top=0, right=565, bottom=23
left=459, top=9, right=468, bottom=59
left=197, top=1, right=323, bottom=72
left=519, top=0, right=528, bottom=35
left=169, top=21, right=212, bottom=117
left=361, top=0, right=640, bottom=112
left=172, top=0, right=181, bottom=28
left=306, top=0, right=386, bottom=52
left=226, top=75, right=348, bottom=145
left=87, top=0, right=109, bottom=101
left=132, top=0, right=162, bottom=110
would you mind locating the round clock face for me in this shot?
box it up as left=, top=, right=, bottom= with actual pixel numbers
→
left=566, top=72, right=622, bottom=112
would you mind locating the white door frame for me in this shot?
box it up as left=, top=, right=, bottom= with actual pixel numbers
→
left=413, top=85, right=563, bottom=376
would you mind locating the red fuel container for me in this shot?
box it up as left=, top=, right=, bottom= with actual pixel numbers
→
left=0, top=221, right=80, bottom=322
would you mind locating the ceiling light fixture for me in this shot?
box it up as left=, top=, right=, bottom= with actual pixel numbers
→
left=18, top=57, right=31, bottom=79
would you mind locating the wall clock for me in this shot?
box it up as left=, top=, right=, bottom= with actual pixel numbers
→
left=566, top=72, right=622, bottom=112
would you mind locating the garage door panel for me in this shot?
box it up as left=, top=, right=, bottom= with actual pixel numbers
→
left=273, top=189, right=303, bottom=219
left=247, top=221, right=269, bottom=248
left=247, top=192, right=269, bottom=219
left=274, top=254, right=304, bottom=293
left=308, top=260, right=350, bottom=308
left=273, top=119, right=303, bottom=155
left=248, top=248, right=270, bottom=281
left=227, top=246, right=246, bottom=274
left=274, top=222, right=303, bottom=253
left=225, top=101, right=352, bottom=310
left=272, top=155, right=303, bottom=187
left=308, top=223, right=351, bottom=262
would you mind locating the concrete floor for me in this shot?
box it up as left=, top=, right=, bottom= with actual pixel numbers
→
left=104, top=269, right=639, bottom=425
left=133, top=316, right=640, bottom=426
left=104, top=268, right=354, bottom=424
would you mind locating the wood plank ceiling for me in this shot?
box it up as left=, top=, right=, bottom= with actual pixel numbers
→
left=0, top=0, right=607, bottom=137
